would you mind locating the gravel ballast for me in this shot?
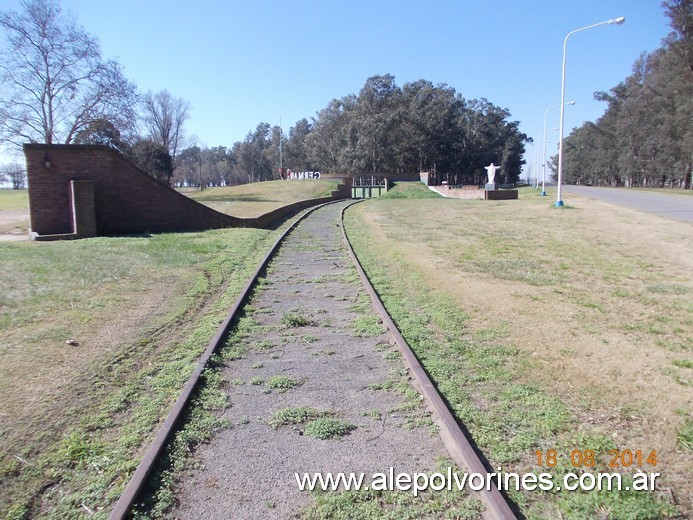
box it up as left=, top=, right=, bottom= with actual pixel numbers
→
left=171, top=201, right=455, bottom=519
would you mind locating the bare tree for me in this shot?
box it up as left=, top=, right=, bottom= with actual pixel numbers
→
left=141, top=90, right=189, bottom=165
left=0, top=0, right=138, bottom=148
left=1, top=162, right=27, bottom=189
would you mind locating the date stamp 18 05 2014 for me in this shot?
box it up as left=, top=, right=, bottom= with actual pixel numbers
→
left=535, top=449, right=658, bottom=469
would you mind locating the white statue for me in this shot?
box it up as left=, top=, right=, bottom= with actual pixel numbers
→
left=485, top=162, right=500, bottom=184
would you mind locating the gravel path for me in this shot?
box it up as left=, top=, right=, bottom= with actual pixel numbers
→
left=171, top=201, right=450, bottom=519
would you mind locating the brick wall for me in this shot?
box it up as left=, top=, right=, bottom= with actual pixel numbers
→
left=485, top=189, right=519, bottom=200
left=25, top=144, right=355, bottom=239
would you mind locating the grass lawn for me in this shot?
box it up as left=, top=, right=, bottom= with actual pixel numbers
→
left=0, top=190, right=29, bottom=235
left=2, top=178, right=690, bottom=518
left=182, top=179, right=339, bottom=218
left=1, top=180, right=341, bottom=517
left=0, top=225, right=281, bottom=518
left=0, top=190, right=28, bottom=211
left=344, top=183, right=691, bottom=519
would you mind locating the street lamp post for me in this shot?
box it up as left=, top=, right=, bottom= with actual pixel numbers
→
left=555, top=16, right=625, bottom=207
left=543, top=102, right=574, bottom=196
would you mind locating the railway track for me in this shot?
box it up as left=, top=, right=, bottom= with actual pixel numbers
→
left=109, top=200, right=516, bottom=519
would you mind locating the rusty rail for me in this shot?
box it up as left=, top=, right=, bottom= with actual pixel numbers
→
left=110, top=199, right=517, bottom=519
left=339, top=201, right=517, bottom=520
left=109, top=201, right=339, bottom=520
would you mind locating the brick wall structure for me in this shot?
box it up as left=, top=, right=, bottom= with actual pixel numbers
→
left=484, top=189, right=519, bottom=200
left=24, top=144, right=347, bottom=240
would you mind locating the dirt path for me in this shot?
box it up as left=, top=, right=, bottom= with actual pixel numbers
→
left=0, top=208, right=29, bottom=240
left=170, top=201, right=456, bottom=519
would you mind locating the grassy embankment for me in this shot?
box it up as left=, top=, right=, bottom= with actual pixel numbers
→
left=344, top=182, right=691, bottom=519
left=183, top=179, right=339, bottom=218
left=0, top=181, right=328, bottom=518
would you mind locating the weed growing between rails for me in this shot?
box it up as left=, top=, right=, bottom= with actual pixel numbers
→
left=343, top=197, right=683, bottom=519
left=153, top=202, right=487, bottom=519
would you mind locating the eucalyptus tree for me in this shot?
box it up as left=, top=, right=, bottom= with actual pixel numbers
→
left=663, top=0, right=693, bottom=73
left=285, top=118, right=312, bottom=171
left=232, top=123, right=275, bottom=183
left=204, top=146, right=234, bottom=187
left=350, top=74, right=403, bottom=172
left=306, top=97, right=356, bottom=172
left=559, top=0, right=692, bottom=188
left=232, top=74, right=528, bottom=185
left=175, top=145, right=202, bottom=187
left=261, top=125, right=282, bottom=179
left=560, top=1, right=692, bottom=189
left=0, top=0, right=137, bottom=148
left=400, top=80, right=463, bottom=176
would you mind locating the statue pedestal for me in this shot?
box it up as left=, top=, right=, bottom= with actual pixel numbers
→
left=485, top=183, right=498, bottom=191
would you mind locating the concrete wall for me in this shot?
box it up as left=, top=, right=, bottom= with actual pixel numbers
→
left=24, top=144, right=347, bottom=239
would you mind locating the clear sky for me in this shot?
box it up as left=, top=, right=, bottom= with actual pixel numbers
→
left=0, top=0, right=673, bottom=176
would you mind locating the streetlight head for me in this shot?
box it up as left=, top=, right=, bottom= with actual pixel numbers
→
left=610, top=16, right=625, bottom=25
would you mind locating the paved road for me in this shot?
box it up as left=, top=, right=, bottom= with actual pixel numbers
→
left=561, top=185, right=693, bottom=223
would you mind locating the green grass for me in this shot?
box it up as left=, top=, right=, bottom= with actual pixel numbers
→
left=268, top=407, right=335, bottom=429
left=183, top=179, right=339, bottom=218
left=352, top=315, right=382, bottom=337
left=130, top=359, right=232, bottom=518
left=343, top=196, right=684, bottom=518
left=282, top=309, right=315, bottom=327
left=0, top=189, right=28, bottom=211
left=672, top=359, right=693, bottom=369
left=677, top=419, right=693, bottom=451
left=379, top=181, right=441, bottom=199
left=0, top=226, right=278, bottom=518
left=303, top=418, right=356, bottom=440
left=265, top=375, right=303, bottom=391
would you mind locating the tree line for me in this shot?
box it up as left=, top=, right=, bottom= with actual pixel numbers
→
left=1, top=0, right=530, bottom=188
left=0, top=162, right=26, bottom=189
left=555, top=0, right=692, bottom=189
left=0, top=1, right=528, bottom=189
left=278, top=75, right=529, bottom=186
left=178, top=75, right=530, bottom=188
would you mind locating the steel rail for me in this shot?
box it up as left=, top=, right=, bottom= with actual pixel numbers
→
left=111, top=199, right=517, bottom=519
left=109, top=201, right=340, bottom=520
left=339, top=201, right=517, bottom=520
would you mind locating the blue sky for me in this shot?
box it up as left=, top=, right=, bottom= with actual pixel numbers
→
left=0, top=0, right=672, bottom=175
